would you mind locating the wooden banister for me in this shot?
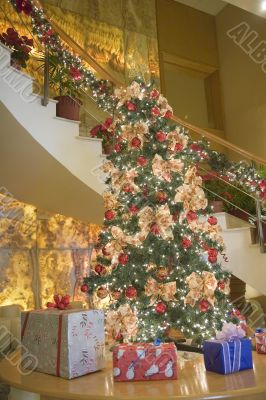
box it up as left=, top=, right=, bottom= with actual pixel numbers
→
left=47, top=16, right=266, bottom=166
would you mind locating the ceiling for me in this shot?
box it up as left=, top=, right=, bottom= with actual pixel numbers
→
left=175, top=0, right=266, bottom=18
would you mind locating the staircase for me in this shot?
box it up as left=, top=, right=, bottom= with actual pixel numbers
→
left=0, top=43, right=105, bottom=222
left=216, top=213, right=266, bottom=295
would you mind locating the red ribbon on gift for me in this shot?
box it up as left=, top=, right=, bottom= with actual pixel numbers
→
left=21, top=310, right=63, bottom=377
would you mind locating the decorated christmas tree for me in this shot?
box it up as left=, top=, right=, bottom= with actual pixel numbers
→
left=82, top=79, right=231, bottom=343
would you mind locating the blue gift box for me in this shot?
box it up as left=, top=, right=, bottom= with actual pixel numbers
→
left=203, top=338, right=253, bottom=374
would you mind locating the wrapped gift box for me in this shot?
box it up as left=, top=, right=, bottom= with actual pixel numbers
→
left=255, top=329, right=266, bottom=354
left=113, top=342, right=177, bottom=381
left=203, top=338, right=253, bottom=374
left=21, top=309, right=105, bottom=379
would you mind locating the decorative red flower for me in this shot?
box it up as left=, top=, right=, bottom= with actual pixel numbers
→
left=118, top=253, right=129, bottom=265
left=186, top=211, right=197, bottom=222
left=90, top=124, right=101, bottom=137
left=105, top=210, right=116, bottom=220
left=125, top=286, right=137, bottom=299
left=151, top=106, right=161, bottom=116
left=137, top=155, right=148, bottom=167
left=69, top=67, right=82, bottom=81
left=182, top=237, right=192, bottom=249
left=131, top=136, right=141, bottom=148
left=190, top=143, right=203, bottom=152
left=259, top=180, right=266, bottom=192
left=126, top=101, right=137, bottom=111
left=223, top=191, right=233, bottom=201
left=16, top=0, right=32, bottom=15
left=208, top=216, right=218, bottom=225
left=102, top=117, right=113, bottom=130
left=155, top=131, right=167, bottom=142
left=155, top=301, right=167, bottom=314
left=150, top=89, right=159, bottom=99
left=198, top=299, right=211, bottom=312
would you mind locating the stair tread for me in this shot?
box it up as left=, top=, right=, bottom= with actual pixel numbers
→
left=54, top=116, right=81, bottom=125
left=75, top=136, right=102, bottom=142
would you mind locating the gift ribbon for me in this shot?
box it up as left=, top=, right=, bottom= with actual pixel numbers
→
left=210, top=339, right=241, bottom=374
left=21, top=310, right=63, bottom=377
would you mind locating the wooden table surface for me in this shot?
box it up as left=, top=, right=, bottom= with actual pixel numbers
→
left=1, top=351, right=266, bottom=400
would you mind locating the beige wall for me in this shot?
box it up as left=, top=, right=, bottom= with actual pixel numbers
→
left=216, top=4, right=266, bottom=159
left=156, top=0, right=224, bottom=131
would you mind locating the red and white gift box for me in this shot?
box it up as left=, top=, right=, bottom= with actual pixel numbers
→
left=255, top=331, right=266, bottom=354
left=21, top=309, right=105, bottom=379
left=113, top=342, right=178, bottom=381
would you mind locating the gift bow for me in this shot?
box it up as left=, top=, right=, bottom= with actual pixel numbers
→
left=216, top=322, right=246, bottom=341
left=185, top=271, right=217, bottom=307
left=46, top=294, right=70, bottom=310
left=152, top=154, right=184, bottom=182
left=144, top=278, right=176, bottom=304
left=138, top=204, right=174, bottom=240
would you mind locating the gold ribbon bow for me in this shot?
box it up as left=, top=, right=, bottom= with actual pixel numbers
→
left=120, top=122, right=149, bottom=148
left=144, top=278, right=176, bottom=305
left=185, top=271, right=217, bottom=307
left=102, top=161, right=139, bottom=193
left=174, top=166, right=208, bottom=211
left=167, top=129, right=188, bottom=152
left=138, top=204, right=174, bottom=240
left=106, top=304, right=138, bottom=343
left=152, top=154, right=184, bottom=182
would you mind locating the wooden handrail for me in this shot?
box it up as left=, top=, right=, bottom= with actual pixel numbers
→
left=47, top=16, right=266, bottom=166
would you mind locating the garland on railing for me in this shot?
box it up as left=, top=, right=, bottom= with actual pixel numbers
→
left=9, top=0, right=116, bottom=111
left=7, top=0, right=266, bottom=205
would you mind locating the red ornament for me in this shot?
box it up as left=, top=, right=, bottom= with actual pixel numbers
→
left=105, top=210, right=115, bottom=220
left=155, top=301, right=167, bottom=314
left=155, top=131, right=167, bottom=142
left=150, top=223, right=160, bottom=235
left=208, top=216, right=218, bottom=225
left=131, top=137, right=141, bottom=148
left=114, top=143, right=122, bottom=152
left=125, top=286, right=137, bottom=299
left=208, top=248, right=218, bottom=263
left=123, top=184, right=133, bottom=193
left=112, top=290, right=121, bottom=300
left=190, top=143, right=203, bottom=152
left=218, top=281, right=225, bottom=290
left=150, top=89, right=159, bottom=99
left=151, top=106, right=161, bottom=116
left=156, top=191, right=167, bottom=203
left=118, top=253, right=129, bottom=265
left=164, top=110, right=173, bottom=119
left=137, top=155, right=148, bottom=167
left=95, top=264, right=104, bottom=274
left=129, top=205, right=139, bottom=214
left=174, top=143, right=183, bottom=152
left=186, top=211, right=197, bottom=222
left=182, top=237, right=192, bottom=249
left=126, top=101, right=137, bottom=111
left=80, top=284, right=88, bottom=293
left=198, top=299, right=211, bottom=312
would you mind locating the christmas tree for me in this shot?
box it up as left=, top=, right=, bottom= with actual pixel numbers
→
left=82, top=79, right=231, bottom=343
